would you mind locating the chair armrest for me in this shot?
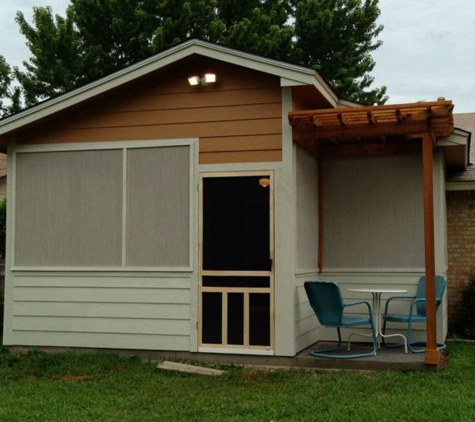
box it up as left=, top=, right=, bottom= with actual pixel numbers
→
left=343, top=300, right=373, bottom=320
left=407, top=297, right=442, bottom=317
left=383, top=295, right=416, bottom=315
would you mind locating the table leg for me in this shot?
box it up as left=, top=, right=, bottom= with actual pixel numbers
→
left=372, top=292, right=382, bottom=350
left=374, top=293, right=408, bottom=353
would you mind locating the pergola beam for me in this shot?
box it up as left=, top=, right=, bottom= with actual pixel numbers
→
left=294, top=120, right=431, bottom=142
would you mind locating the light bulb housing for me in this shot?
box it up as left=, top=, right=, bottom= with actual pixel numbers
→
left=204, top=73, right=216, bottom=84
left=187, top=76, right=200, bottom=86
left=187, top=73, right=217, bottom=86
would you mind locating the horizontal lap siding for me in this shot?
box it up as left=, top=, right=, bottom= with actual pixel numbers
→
left=9, top=274, right=194, bottom=351
left=16, top=59, right=283, bottom=165
left=294, top=274, right=320, bottom=352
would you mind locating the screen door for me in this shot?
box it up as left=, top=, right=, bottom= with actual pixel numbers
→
left=199, top=172, right=274, bottom=352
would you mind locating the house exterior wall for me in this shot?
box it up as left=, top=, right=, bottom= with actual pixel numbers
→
left=3, top=59, right=294, bottom=355
left=446, top=189, right=475, bottom=328
left=14, top=58, right=283, bottom=166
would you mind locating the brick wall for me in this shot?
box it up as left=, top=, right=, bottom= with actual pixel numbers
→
left=446, top=190, right=475, bottom=329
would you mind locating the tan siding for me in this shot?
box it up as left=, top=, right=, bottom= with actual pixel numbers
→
left=16, top=58, right=283, bottom=164
left=62, top=103, right=283, bottom=129
left=200, top=150, right=282, bottom=165
left=103, top=88, right=282, bottom=112
left=199, top=134, right=281, bottom=152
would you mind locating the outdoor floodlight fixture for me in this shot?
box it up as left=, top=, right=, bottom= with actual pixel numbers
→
left=188, top=73, right=217, bottom=86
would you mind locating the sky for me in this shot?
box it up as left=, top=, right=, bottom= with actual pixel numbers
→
left=1, top=0, right=474, bottom=112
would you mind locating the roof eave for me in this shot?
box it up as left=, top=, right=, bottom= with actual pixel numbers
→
left=438, top=128, right=470, bottom=169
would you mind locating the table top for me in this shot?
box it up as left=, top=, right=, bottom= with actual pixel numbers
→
left=348, top=288, right=408, bottom=294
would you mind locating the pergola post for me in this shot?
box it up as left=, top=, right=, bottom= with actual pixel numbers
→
left=422, top=133, right=439, bottom=366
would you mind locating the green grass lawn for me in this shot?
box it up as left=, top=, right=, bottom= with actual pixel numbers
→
left=0, top=342, right=474, bottom=421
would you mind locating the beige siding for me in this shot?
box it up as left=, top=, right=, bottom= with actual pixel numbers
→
left=8, top=273, right=194, bottom=351
left=15, top=59, right=283, bottom=165
left=295, top=146, right=319, bottom=271
left=294, top=273, right=320, bottom=353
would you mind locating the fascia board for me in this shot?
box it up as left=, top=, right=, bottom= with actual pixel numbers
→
left=437, top=128, right=469, bottom=147
left=0, top=39, right=340, bottom=134
left=337, top=98, right=362, bottom=108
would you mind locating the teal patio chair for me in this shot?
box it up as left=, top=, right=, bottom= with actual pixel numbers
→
left=304, top=280, right=377, bottom=359
left=382, top=276, right=447, bottom=353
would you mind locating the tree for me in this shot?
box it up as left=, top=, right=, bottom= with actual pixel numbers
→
left=0, top=56, right=22, bottom=116
left=14, top=6, right=83, bottom=107
left=0, top=0, right=387, bottom=116
left=293, top=0, right=386, bottom=105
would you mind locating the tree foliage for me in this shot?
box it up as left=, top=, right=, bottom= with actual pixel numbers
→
left=14, top=6, right=83, bottom=106
left=0, top=56, right=22, bottom=116
left=0, top=0, right=387, bottom=117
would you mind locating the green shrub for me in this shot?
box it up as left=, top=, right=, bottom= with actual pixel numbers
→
left=454, top=271, right=475, bottom=338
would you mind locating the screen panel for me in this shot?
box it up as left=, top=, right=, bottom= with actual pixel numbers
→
left=323, top=155, right=424, bottom=268
left=15, top=150, right=123, bottom=267
left=126, top=146, right=190, bottom=267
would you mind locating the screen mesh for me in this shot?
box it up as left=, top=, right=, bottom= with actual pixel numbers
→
left=15, top=150, right=123, bottom=267
left=126, top=146, right=190, bottom=267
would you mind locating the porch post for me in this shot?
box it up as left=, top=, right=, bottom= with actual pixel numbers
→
left=421, top=133, right=439, bottom=365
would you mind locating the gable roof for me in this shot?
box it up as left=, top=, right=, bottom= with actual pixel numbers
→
left=0, top=39, right=344, bottom=139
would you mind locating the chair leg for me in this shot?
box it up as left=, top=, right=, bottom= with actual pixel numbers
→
left=310, top=327, right=377, bottom=360
left=406, top=321, right=446, bottom=353
left=348, top=331, right=376, bottom=351
left=382, top=320, right=446, bottom=353
left=310, top=328, right=342, bottom=357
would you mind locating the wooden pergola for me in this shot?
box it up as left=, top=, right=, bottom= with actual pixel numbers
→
left=289, top=99, right=454, bottom=366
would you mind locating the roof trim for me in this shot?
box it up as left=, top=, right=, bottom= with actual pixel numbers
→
left=438, top=128, right=470, bottom=170
left=0, top=39, right=339, bottom=135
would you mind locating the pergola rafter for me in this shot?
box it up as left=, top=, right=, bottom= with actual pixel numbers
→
left=288, top=99, right=455, bottom=367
